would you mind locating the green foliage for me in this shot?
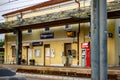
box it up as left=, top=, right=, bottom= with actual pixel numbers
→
left=0, top=39, right=4, bottom=47
left=0, top=52, right=4, bottom=55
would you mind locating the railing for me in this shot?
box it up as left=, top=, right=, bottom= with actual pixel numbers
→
left=0, top=1, right=120, bottom=29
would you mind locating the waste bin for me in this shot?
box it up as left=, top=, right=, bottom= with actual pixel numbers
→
left=21, top=59, right=26, bottom=65
left=29, top=59, right=35, bottom=65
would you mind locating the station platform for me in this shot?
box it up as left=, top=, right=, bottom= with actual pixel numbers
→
left=17, top=72, right=90, bottom=80
left=0, top=64, right=120, bottom=80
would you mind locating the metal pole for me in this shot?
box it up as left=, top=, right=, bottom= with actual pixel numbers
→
left=91, top=0, right=100, bottom=80
left=16, top=29, right=22, bottom=65
left=99, top=0, right=108, bottom=80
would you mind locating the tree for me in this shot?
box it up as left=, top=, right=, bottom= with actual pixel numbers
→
left=0, top=39, right=4, bottom=47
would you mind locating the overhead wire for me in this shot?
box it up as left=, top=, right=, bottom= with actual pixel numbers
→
left=0, top=3, right=39, bottom=13
left=0, top=0, right=40, bottom=23
left=0, top=0, right=36, bottom=6
left=0, top=0, right=47, bottom=13
left=0, top=0, right=39, bottom=6
left=0, top=0, right=19, bottom=6
left=0, top=1, right=42, bottom=12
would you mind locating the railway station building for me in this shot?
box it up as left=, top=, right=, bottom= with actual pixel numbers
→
left=0, top=0, right=120, bottom=67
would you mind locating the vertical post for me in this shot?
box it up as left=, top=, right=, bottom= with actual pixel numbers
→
left=26, top=46, right=29, bottom=65
left=91, top=0, right=100, bottom=80
left=75, top=0, right=80, bottom=66
left=99, top=0, right=107, bottom=80
left=16, top=29, right=22, bottom=65
left=77, top=22, right=80, bottom=65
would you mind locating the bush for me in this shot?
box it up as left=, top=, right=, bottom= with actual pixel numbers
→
left=0, top=52, right=4, bottom=55
left=0, top=41, right=4, bottom=47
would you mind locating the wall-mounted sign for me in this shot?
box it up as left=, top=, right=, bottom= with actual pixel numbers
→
left=118, top=26, right=120, bottom=36
left=51, top=48, right=55, bottom=58
left=81, top=43, right=90, bottom=49
left=32, top=42, right=43, bottom=46
left=34, top=49, right=41, bottom=57
left=67, top=31, right=76, bottom=37
left=88, top=32, right=91, bottom=37
left=22, top=43, right=30, bottom=46
left=40, top=32, right=54, bottom=39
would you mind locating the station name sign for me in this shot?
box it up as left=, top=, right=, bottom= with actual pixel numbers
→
left=32, top=42, right=43, bottom=46
left=40, top=32, right=54, bottom=39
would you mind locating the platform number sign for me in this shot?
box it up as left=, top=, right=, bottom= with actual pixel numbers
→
left=119, top=26, right=120, bottom=37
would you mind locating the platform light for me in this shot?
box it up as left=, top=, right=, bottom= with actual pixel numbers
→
left=26, top=29, right=32, bottom=34
left=13, top=31, right=16, bottom=36
left=64, top=24, right=72, bottom=31
left=43, top=27, right=50, bottom=32
left=107, top=33, right=113, bottom=38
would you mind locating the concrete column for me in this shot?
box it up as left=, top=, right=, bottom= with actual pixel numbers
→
left=16, top=29, right=22, bottom=65
left=91, top=0, right=100, bottom=80
left=99, top=0, right=108, bottom=80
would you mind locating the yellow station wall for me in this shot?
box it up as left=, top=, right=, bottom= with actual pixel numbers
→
left=4, top=21, right=116, bottom=66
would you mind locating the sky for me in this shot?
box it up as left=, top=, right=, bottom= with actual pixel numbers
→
left=0, top=0, right=49, bottom=40
left=0, top=0, right=49, bottom=22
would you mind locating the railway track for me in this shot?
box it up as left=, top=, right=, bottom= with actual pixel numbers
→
left=16, top=68, right=119, bottom=80
left=0, top=64, right=119, bottom=80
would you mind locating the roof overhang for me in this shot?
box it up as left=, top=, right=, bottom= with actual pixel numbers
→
left=0, top=17, right=89, bottom=33
left=108, top=10, right=120, bottom=19
left=14, top=17, right=89, bottom=30
left=0, top=9, right=120, bottom=34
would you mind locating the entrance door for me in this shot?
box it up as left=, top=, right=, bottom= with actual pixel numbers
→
left=64, top=43, right=72, bottom=67
left=44, top=44, right=50, bottom=66
left=12, top=46, right=16, bottom=64
left=28, top=48, right=32, bottom=65
left=26, top=46, right=29, bottom=65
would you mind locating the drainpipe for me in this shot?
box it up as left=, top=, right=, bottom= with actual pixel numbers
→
left=75, top=0, right=80, bottom=66
left=75, top=0, right=80, bottom=8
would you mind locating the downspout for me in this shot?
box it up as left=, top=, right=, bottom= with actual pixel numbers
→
left=75, top=0, right=80, bottom=66
left=75, top=0, right=80, bottom=9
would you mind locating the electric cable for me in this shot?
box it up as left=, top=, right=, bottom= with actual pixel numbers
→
left=0, top=0, right=19, bottom=6
left=0, top=0, right=47, bottom=13
left=0, top=3, right=40, bottom=13
left=0, top=0, right=40, bottom=6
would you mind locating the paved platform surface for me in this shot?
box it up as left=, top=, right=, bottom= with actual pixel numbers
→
left=17, top=73, right=90, bottom=80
